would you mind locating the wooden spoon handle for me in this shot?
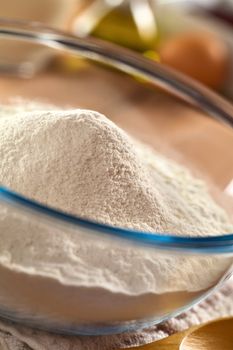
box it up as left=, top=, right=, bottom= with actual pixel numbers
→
left=128, top=326, right=199, bottom=350
left=129, top=318, right=233, bottom=349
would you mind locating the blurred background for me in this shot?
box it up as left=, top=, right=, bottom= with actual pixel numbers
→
left=0, top=0, right=233, bottom=99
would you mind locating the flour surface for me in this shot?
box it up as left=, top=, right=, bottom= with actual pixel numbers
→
left=0, top=103, right=232, bottom=295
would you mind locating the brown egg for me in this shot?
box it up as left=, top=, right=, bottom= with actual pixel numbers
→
left=159, top=32, right=230, bottom=90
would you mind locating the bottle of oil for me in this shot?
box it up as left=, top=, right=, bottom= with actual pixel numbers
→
left=73, top=0, right=158, bottom=52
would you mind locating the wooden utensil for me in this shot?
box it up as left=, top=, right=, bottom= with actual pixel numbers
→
left=128, top=317, right=233, bottom=349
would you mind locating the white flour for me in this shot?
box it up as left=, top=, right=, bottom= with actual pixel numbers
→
left=0, top=104, right=232, bottom=301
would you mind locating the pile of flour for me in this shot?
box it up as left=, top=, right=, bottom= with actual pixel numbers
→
left=0, top=103, right=232, bottom=296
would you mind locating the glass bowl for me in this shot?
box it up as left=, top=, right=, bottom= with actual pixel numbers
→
left=0, top=19, right=233, bottom=336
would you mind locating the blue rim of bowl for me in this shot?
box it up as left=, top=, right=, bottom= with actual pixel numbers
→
left=0, top=19, right=233, bottom=254
left=1, top=186, right=233, bottom=254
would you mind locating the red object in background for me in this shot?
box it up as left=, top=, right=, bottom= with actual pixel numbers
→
left=159, top=31, right=230, bottom=90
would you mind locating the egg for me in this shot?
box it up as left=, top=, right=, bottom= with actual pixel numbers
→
left=159, top=32, right=230, bottom=90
